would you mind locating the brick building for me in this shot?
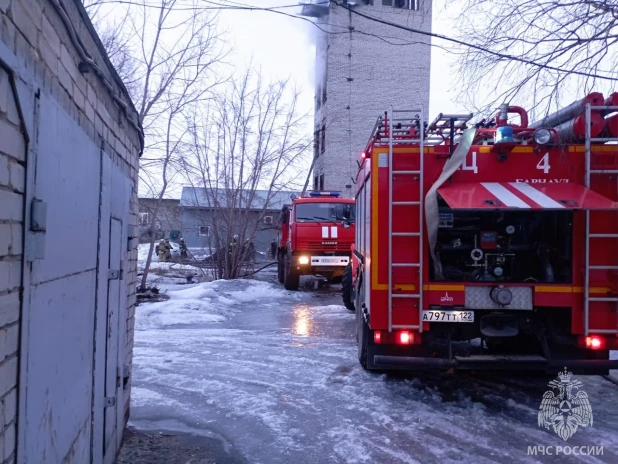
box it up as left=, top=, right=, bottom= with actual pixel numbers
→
left=0, top=0, right=142, bottom=462
left=304, top=0, right=432, bottom=197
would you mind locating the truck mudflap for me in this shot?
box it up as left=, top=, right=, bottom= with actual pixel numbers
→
left=373, top=355, right=618, bottom=373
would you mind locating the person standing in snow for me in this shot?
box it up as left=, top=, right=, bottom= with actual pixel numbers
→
left=157, top=239, right=168, bottom=262
left=164, top=239, right=172, bottom=261
left=179, top=238, right=188, bottom=259
left=270, top=239, right=277, bottom=260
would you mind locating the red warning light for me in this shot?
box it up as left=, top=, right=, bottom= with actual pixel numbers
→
left=585, top=336, right=604, bottom=350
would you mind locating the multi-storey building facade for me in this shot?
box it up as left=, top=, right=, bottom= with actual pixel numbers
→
left=303, top=1, right=432, bottom=197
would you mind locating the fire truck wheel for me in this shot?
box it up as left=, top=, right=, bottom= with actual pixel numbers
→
left=283, top=254, right=300, bottom=291
left=277, top=253, right=284, bottom=283
left=356, top=304, right=369, bottom=370
left=342, top=264, right=355, bottom=311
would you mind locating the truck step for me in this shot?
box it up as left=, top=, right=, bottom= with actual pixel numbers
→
left=392, top=294, right=420, bottom=299
left=392, top=201, right=420, bottom=206
left=391, top=324, right=421, bottom=329
left=589, top=265, right=618, bottom=270
left=589, top=297, right=618, bottom=302
left=392, top=263, right=420, bottom=267
left=590, top=233, right=618, bottom=238
left=392, top=170, right=420, bottom=175
left=392, top=232, right=420, bottom=237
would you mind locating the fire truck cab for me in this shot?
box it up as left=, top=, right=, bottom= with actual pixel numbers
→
left=347, top=97, right=618, bottom=375
left=276, top=191, right=355, bottom=290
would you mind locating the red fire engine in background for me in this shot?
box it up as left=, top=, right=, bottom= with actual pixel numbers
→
left=276, top=191, right=355, bottom=290
left=343, top=93, right=618, bottom=374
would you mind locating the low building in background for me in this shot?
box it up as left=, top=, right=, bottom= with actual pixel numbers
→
left=180, top=187, right=298, bottom=254
left=137, top=198, right=182, bottom=243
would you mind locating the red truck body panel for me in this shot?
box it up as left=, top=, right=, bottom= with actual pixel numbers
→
left=357, top=144, right=618, bottom=335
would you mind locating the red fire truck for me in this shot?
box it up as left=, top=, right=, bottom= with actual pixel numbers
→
left=344, top=95, right=618, bottom=374
left=276, top=191, right=355, bottom=290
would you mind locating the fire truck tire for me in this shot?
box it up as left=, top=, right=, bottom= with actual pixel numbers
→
left=342, top=264, right=355, bottom=311
left=277, top=253, right=284, bottom=283
left=284, top=255, right=300, bottom=291
left=356, top=304, right=369, bottom=370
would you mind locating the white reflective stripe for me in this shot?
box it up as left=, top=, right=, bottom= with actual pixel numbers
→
left=322, top=226, right=329, bottom=238
left=481, top=182, right=530, bottom=208
left=331, top=226, right=338, bottom=238
left=508, top=182, right=565, bottom=209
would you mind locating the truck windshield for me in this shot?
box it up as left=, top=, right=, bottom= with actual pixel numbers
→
left=296, top=203, right=356, bottom=223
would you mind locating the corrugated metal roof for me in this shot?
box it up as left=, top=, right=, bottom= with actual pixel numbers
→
left=180, top=187, right=299, bottom=211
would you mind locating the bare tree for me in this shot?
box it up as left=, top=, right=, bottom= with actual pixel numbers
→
left=83, top=0, right=229, bottom=289
left=454, top=0, right=618, bottom=119
left=182, top=68, right=311, bottom=279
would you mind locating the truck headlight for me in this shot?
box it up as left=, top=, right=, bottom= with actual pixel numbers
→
left=533, top=128, right=552, bottom=145
left=298, top=256, right=309, bottom=265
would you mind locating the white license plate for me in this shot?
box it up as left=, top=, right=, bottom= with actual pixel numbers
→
left=311, top=257, right=348, bottom=265
left=421, top=310, right=474, bottom=323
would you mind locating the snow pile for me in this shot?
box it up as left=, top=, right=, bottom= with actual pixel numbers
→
left=138, top=243, right=156, bottom=262
left=146, top=262, right=202, bottom=272
left=136, top=279, right=291, bottom=330
left=188, top=247, right=212, bottom=260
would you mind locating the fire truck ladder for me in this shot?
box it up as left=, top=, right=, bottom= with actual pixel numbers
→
left=584, top=103, right=618, bottom=335
left=387, top=107, right=425, bottom=333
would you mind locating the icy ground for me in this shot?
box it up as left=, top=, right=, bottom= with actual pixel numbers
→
left=130, top=269, right=618, bottom=464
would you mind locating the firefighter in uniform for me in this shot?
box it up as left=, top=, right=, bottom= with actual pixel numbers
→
left=157, top=239, right=168, bottom=262
left=164, top=239, right=172, bottom=261
left=179, top=238, right=188, bottom=259
left=271, top=239, right=277, bottom=260
left=229, top=235, right=238, bottom=253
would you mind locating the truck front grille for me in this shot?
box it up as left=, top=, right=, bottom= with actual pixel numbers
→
left=304, top=241, right=352, bottom=252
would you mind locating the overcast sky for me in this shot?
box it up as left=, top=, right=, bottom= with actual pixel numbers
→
left=216, top=0, right=466, bottom=122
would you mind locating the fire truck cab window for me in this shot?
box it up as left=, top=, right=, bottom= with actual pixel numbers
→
left=296, top=203, right=356, bottom=223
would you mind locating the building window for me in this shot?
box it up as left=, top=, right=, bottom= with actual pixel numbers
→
left=139, top=212, right=150, bottom=226
left=322, top=79, right=327, bottom=104
left=319, top=174, right=324, bottom=191
left=383, top=0, right=419, bottom=8
left=199, top=226, right=210, bottom=236
left=316, top=85, right=322, bottom=110
left=314, top=176, right=318, bottom=190
left=320, top=123, right=325, bottom=153
left=314, top=129, right=320, bottom=158
left=264, top=215, right=273, bottom=225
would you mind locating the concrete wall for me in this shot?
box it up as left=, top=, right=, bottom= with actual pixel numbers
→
left=314, top=1, right=432, bottom=197
left=0, top=0, right=141, bottom=462
left=182, top=208, right=279, bottom=253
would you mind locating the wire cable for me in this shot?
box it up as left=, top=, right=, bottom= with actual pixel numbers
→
left=332, top=1, right=618, bottom=82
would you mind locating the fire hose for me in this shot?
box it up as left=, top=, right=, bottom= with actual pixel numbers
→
left=424, top=127, right=477, bottom=280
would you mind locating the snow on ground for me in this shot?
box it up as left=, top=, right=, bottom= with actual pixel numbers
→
left=138, top=243, right=156, bottom=262
left=136, top=279, right=296, bottom=330
left=146, top=262, right=202, bottom=272
left=130, top=275, right=618, bottom=464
